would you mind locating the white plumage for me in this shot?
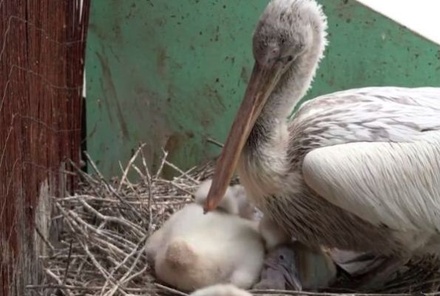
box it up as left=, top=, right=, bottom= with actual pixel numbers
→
left=303, top=131, right=440, bottom=255
left=189, top=284, right=252, bottom=296
left=146, top=180, right=264, bottom=291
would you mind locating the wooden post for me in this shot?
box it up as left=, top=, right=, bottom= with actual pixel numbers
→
left=0, top=1, right=90, bottom=295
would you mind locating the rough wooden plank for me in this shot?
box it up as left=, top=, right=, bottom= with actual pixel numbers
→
left=0, top=1, right=90, bottom=295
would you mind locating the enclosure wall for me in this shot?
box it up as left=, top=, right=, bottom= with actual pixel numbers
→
left=85, top=0, right=440, bottom=178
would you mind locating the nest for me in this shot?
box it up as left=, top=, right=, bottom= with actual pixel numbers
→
left=27, top=145, right=440, bottom=296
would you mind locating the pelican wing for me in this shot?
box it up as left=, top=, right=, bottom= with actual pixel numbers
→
left=302, top=131, right=440, bottom=232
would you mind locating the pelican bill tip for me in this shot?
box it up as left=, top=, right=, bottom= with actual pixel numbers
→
left=203, top=191, right=222, bottom=214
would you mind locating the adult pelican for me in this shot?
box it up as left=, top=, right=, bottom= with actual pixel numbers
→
left=204, top=0, right=440, bottom=286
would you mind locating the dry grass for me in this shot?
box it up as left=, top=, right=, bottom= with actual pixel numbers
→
left=26, top=144, right=440, bottom=296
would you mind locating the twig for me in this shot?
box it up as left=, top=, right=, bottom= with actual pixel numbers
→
left=68, top=158, right=100, bottom=186
left=77, top=197, right=145, bottom=235
left=101, top=235, right=149, bottom=295
left=157, top=179, right=194, bottom=196
left=206, top=137, right=224, bottom=148
left=104, top=182, right=146, bottom=223
left=35, top=225, right=55, bottom=251
left=62, top=241, right=73, bottom=285
left=164, top=160, right=198, bottom=184
left=118, top=143, right=146, bottom=191
left=139, top=143, right=152, bottom=181
left=83, top=151, right=106, bottom=180
left=118, top=161, right=148, bottom=217
left=45, top=269, right=74, bottom=296
left=81, top=241, right=129, bottom=296
left=155, top=148, right=169, bottom=178
left=155, top=283, right=189, bottom=296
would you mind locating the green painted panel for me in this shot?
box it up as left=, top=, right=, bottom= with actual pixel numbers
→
left=86, top=0, right=440, bottom=178
left=302, top=1, right=440, bottom=109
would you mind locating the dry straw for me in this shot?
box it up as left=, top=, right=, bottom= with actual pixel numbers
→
left=27, top=144, right=440, bottom=296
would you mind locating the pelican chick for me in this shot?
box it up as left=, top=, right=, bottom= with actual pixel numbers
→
left=146, top=181, right=265, bottom=292
left=195, top=179, right=256, bottom=220
left=189, top=284, right=252, bottom=296
left=254, top=241, right=337, bottom=291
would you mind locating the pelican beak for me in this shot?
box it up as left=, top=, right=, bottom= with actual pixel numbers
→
left=204, top=61, right=283, bottom=213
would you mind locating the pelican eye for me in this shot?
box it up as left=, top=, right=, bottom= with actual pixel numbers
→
left=279, top=254, right=285, bottom=260
left=280, top=55, right=294, bottom=63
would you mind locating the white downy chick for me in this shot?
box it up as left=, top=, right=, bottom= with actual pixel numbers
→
left=194, top=179, right=256, bottom=220
left=146, top=179, right=265, bottom=292
left=189, top=284, right=252, bottom=296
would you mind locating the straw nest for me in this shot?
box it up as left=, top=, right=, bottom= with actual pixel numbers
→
left=28, top=144, right=440, bottom=296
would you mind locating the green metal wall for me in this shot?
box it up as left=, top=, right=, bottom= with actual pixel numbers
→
left=85, top=0, right=440, bottom=178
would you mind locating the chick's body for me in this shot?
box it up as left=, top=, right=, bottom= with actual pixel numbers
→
left=146, top=180, right=265, bottom=291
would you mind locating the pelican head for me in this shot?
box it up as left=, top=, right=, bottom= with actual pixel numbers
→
left=204, top=0, right=327, bottom=212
